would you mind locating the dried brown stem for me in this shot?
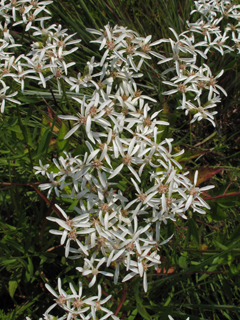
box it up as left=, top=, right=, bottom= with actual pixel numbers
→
left=148, top=270, right=225, bottom=276
left=203, top=191, right=240, bottom=201
left=173, top=221, right=186, bottom=239
left=0, top=181, right=43, bottom=186
left=114, top=286, right=127, bottom=316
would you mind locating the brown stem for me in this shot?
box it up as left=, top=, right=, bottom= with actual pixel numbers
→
left=1, top=182, right=63, bottom=219
left=223, top=183, right=232, bottom=195
left=0, top=181, right=43, bottom=186
left=196, top=219, right=218, bottom=230
left=114, top=286, right=127, bottom=316
left=31, top=185, right=64, bottom=219
left=102, top=289, right=117, bottom=302
left=173, top=221, right=186, bottom=239
left=203, top=191, right=240, bottom=201
left=148, top=270, right=225, bottom=276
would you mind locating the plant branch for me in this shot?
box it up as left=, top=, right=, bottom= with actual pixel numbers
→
left=204, top=191, right=240, bottom=201
left=148, top=270, right=226, bottom=276
left=114, top=286, right=127, bottom=316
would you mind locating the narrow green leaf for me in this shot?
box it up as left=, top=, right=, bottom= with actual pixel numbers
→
left=27, top=257, right=34, bottom=276
left=57, top=122, right=69, bottom=152
left=133, top=280, right=152, bottom=319
left=136, top=303, right=152, bottom=320
left=214, top=240, right=228, bottom=251
left=128, top=308, right=138, bottom=320
left=0, top=259, right=17, bottom=265
left=36, top=129, right=52, bottom=156
left=8, top=280, right=18, bottom=298
left=188, top=218, right=200, bottom=246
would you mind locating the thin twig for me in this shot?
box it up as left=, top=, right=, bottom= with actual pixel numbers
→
left=114, top=286, right=127, bottom=316
left=196, top=219, right=218, bottom=230
left=148, top=270, right=226, bottom=276
left=31, top=185, right=64, bottom=219
left=203, top=191, right=240, bottom=201
left=223, top=183, right=232, bottom=195
left=0, top=182, right=43, bottom=186
left=173, top=221, right=186, bottom=239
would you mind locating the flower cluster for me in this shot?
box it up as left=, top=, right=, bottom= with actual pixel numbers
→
left=27, top=279, right=118, bottom=320
left=190, top=0, right=240, bottom=57
left=157, top=24, right=230, bottom=126
left=32, top=13, right=214, bottom=305
left=0, top=0, right=82, bottom=111
left=156, top=0, right=240, bottom=126
left=0, top=1, right=234, bottom=320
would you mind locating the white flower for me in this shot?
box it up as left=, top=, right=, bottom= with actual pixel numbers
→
left=0, top=21, right=14, bottom=43
left=21, top=55, right=57, bottom=88
left=33, top=160, right=49, bottom=175
left=58, top=95, right=110, bottom=142
left=132, top=34, right=166, bottom=59
left=45, top=278, right=69, bottom=314
left=31, top=20, right=56, bottom=38
left=190, top=103, right=218, bottom=127
left=157, top=138, right=184, bottom=170
left=52, top=32, right=81, bottom=57
left=64, top=281, right=93, bottom=315
left=0, top=81, right=21, bottom=113
left=39, top=172, right=60, bottom=198
left=108, top=136, right=141, bottom=182
left=66, top=72, right=88, bottom=93
left=87, top=284, right=113, bottom=320
left=185, top=170, right=214, bottom=213
left=76, top=252, right=113, bottom=287
left=44, top=62, right=75, bottom=94
left=13, top=9, right=52, bottom=31
left=11, top=60, right=40, bottom=92
left=47, top=204, right=93, bottom=257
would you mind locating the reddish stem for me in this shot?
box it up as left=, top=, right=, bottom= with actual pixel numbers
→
left=196, top=219, right=218, bottom=230
left=148, top=270, right=225, bottom=276
left=223, top=183, right=232, bottom=195
left=31, top=185, right=63, bottom=219
left=114, top=288, right=127, bottom=316
left=203, top=191, right=240, bottom=201
left=0, top=181, right=43, bottom=186
left=173, top=221, right=186, bottom=238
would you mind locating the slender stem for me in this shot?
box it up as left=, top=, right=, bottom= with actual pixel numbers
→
left=196, top=219, right=218, bottom=230
left=120, top=173, right=134, bottom=186
left=0, top=182, right=45, bottom=186
left=209, top=166, right=240, bottom=171
left=223, top=183, right=232, bottom=195
left=148, top=270, right=226, bottom=277
left=173, top=221, right=186, bottom=239
left=183, top=248, right=240, bottom=253
left=114, top=286, right=127, bottom=316
left=48, top=85, right=65, bottom=114
left=204, top=191, right=240, bottom=201
left=31, top=185, right=64, bottom=219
